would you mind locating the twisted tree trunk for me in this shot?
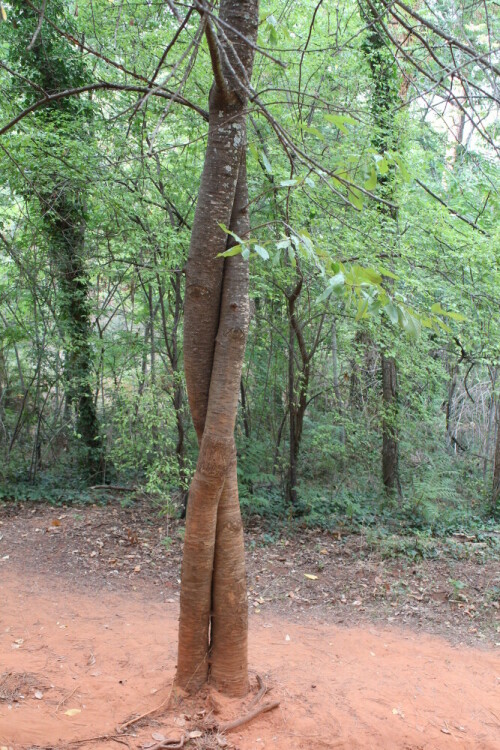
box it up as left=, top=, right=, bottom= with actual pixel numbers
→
left=176, top=0, right=258, bottom=697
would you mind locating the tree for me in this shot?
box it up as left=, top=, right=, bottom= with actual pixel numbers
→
left=176, top=0, right=259, bottom=695
left=7, top=0, right=103, bottom=479
left=360, top=0, right=402, bottom=498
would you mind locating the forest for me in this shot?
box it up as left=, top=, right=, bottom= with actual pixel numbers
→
left=0, top=0, right=499, bottom=748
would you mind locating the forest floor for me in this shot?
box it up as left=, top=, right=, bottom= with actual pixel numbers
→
left=0, top=500, right=499, bottom=750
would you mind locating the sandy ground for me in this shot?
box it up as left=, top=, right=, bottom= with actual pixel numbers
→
left=0, top=503, right=499, bottom=749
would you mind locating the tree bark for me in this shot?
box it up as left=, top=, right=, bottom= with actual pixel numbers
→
left=15, top=0, right=103, bottom=480
left=177, top=0, right=258, bottom=696
left=361, top=0, right=401, bottom=498
left=491, top=400, right=500, bottom=519
left=381, top=353, right=399, bottom=494
left=332, top=318, right=345, bottom=445
left=44, top=190, right=103, bottom=480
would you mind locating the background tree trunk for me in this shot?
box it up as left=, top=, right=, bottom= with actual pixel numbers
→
left=361, top=0, right=402, bottom=499
left=19, top=0, right=104, bottom=479
left=491, top=401, right=500, bottom=518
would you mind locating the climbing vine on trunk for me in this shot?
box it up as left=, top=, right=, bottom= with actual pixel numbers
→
left=361, top=0, right=402, bottom=498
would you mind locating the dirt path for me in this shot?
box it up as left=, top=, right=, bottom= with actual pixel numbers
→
left=0, top=502, right=499, bottom=749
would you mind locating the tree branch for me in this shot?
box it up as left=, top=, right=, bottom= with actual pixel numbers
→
left=416, top=180, right=488, bottom=235
left=197, top=4, right=229, bottom=97
left=0, top=82, right=208, bottom=137
left=390, top=0, right=500, bottom=78
left=26, top=0, right=47, bottom=50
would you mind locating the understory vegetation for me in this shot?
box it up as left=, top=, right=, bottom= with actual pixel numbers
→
left=0, top=0, right=498, bottom=543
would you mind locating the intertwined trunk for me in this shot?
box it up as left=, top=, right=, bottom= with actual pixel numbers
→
left=176, top=0, right=258, bottom=696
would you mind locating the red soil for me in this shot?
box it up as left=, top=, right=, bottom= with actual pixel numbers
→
left=1, top=568, right=499, bottom=750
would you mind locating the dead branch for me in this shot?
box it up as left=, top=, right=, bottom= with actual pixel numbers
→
left=26, top=0, right=47, bottom=50
left=219, top=699, right=280, bottom=733
left=68, top=734, right=132, bottom=747
left=118, top=688, right=173, bottom=730
left=146, top=736, right=186, bottom=750
left=247, top=674, right=266, bottom=709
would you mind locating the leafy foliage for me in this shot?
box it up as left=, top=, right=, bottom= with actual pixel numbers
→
left=0, top=0, right=498, bottom=532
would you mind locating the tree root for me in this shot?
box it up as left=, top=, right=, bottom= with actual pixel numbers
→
left=118, top=675, right=279, bottom=748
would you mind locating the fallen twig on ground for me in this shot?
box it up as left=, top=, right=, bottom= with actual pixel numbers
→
left=68, top=734, right=132, bottom=747
left=55, top=684, right=79, bottom=714
left=118, top=688, right=173, bottom=731
left=146, top=735, right=186, bottom=750
left=219, top=699, right=280, bottom=733
left=247, top=674, right=266, bottom=709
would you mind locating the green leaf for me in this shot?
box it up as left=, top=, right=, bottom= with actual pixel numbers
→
left=401, top=311, right=421, bottom=340
left=218, top=223, right=244, bottom=245
left=254, top=244, right=269, bottom=260
left=348, top=188, right=364, bottom=210
left=276, top=238, right=291, bottom=250
left=261, top=152, right=273, bottom=174
left=378, top=265, right=398, bottom=280
left=301, top=124, right=325, bottom=140
left=431, top=303, right=466, bottom=321
left=364, top=169, right=377, bottom=191
left=434, top=317, right=452, bottom=333
left=384, top=302, right=399, bottom=325
left=217, top=244, right=242, bottom=258
left=324, top=114, right=358, bottom=134
left=374, top=155, right=389, bottom=175
left=391, top=153, right=412, bottom=183
left=352, top=265, right=382, bottom=285
left=329, top=271, right=345, bottom=290
left=355, top=298, right=369, bottom=321
left=280, top=179, right=299, bottom=187
left=317, top=286, right=334, bottom=303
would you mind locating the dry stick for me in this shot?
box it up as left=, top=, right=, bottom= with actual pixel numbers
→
left=219, top=699, right=281, bottom=733
left=146, top=736, right=186, bottom=750
left=68, top=735, right=132, bottom=747
left=55, top=685, right=79, bottom=714
left=90, top=485, right=137, bottom=492
left=118, top=688, right=173, bottom=731
left=247, top=674, right=266, bottom=709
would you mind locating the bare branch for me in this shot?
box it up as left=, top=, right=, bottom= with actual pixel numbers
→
left=26, top=0, right=47, bottom=50
left=0, top=82, right=208, bottom=138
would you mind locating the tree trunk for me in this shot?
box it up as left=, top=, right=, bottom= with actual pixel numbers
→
left=381, top=354, right=399, bottom=494
left=491, top=401, right=500, bottom=519
left=44, top=193, right=103, bottom=480
left=332, top=318, right=345, bottom=444
left=287, top=313, right=298, bottom=509
left=177, top=0, right=258, bottom=697
left=361, top=1, right=401, bottom=499
left=16, top=0, right=103, bottom=480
